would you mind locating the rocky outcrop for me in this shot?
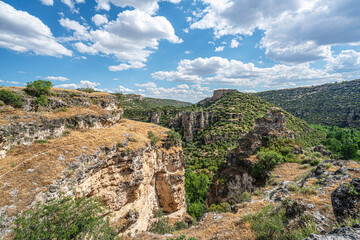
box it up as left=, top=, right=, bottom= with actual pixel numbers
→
left=198, top=89, right=238, bottom=106
left=170, top=111, right=215, bottom=141
left=0, top=120, right=186, bottom=238
left=237, top=107, right=294, bottom=157
left=304, top=226, right=360, bottom=240
left=207, top=166, right=255, bottom=205
left=0, top=111, right=122, bottom=159
left=331, top=178, right=360, bottom=222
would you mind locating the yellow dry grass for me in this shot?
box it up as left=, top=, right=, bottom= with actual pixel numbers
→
left=0, top=119, right=168, bottom=217
left=271, top=162, right=308, bottom=182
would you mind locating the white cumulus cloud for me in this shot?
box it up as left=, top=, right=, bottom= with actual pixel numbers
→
left=69, top=9, right=182, bottom=70
left=152, top=56, right=344, bottom=88
left=95, top=0, right=181, bottom=14
left=0, top=1, right=72, bottom=57
left=109, top=61, right=146, bottom=71
left=55, top=80, right=100, bottom=89
left=91, top=14, right=108, bottom=26
left=39, top=0, right=54, bottom=6
left=44, top=76, right=69, bottom=81
left=191, top=0, right=360, bottom=64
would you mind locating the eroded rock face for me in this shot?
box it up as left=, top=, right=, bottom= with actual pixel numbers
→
left=331, top=178, right=360, bottom=222
left=170, top=111, right=215, bottom=141
left=237, top=107, right=294, bottom=157
left=35, top=143, right=186, bottom=236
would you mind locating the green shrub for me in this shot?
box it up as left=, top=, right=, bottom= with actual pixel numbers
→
left=244, top=205, right=318, bottom=240
left=208, top=202, right=231, bottom=213
left=309, top=159, right=320, bottom=166
left=187, top=202, right=207, bottom=221
left=148, top=131, right=160, bottom=146
left=77, top=88, right=95, bottom=93
left=185, top=170, right=209, bottom=204
left=0, top=89, right=24, bottom=108
left=25, top=80, right=53, bottom=97
left=166, top=129, right=182, bottom=146
left=174, top=220, right=188, bottom=231
left=243, top=205, right=286, bottom=240
left=32, top=95, right=48, bottom=106
left=168, top=235, right=197, bottom=240
left=34, top=139, right=47, bottom=144
left=251, top=150, right=285, bottom=180
left=150, top=209, right=174, bottom=234
left=0, top=100, right=4, bottom=106
left=13, top=196, right=119, bottom=240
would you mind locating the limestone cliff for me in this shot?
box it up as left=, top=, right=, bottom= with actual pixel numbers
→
left=0, top=89, right=186, bottom=238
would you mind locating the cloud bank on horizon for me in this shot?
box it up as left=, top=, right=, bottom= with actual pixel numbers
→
left=0, top=0, right=360, bottom=102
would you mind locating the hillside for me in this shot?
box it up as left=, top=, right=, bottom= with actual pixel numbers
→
left=0, top=86, right=187, bottom=238
left=119, top=93, right=192, bottom=111
left=124, top=90, right=323, bottom=185
left=256, top=79, right=360, bottom=128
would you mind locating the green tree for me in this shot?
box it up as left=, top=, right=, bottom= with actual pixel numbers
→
left=25, top=80, right=53, bottom=97
left=341, top=143, right=358, bottom=160
left=13, top=196, right=119, bottom=240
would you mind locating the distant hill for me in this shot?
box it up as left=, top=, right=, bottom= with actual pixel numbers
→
left=124, top=90, right=322, bottom=174
left=256, top=79, right=360, bottom=128
left=119, top=93, right=192, bottom=111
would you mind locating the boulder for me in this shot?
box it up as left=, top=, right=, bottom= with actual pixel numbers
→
left=304, top=226, right=360, bottom=240
left=331, top=178, right=360, bottom=222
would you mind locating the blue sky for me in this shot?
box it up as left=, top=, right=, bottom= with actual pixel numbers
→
left=1, top=0, right=360, bottom=102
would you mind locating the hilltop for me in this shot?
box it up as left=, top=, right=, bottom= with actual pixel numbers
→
left=120, top=93, right=192, bottom=111
left=256, top=79, right=360, bottom=128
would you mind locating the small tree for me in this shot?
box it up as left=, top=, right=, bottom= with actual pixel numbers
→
left=25, top=80, right=53, bottom=97
left=0, top=89, right=24, bottom=108
left=13, top=196, right=119, bottom=240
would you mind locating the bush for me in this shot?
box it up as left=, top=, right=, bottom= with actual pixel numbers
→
left=0, top=89, right=24, bottom=108
left=251, top=150, right=285, bottom=180
left=185, top=170, right=209, bottom=204
left=243, top=205, right=286, bottom=240
left=148, top=131, right=160, bottom=146
left=77, top=88, right=95, bottom=93
left=13, top=196, right=119, bottom=240
left=208, top=202, right=231, bottom=213
left=166, top=129, right=182, bottom=146
left=150, top=209, right=174, bottom=234
left=187, top=202, right=207, bottom=221
left=25, top=80, right=53, bottom=97
left=32, top=95, right=48, bottom=106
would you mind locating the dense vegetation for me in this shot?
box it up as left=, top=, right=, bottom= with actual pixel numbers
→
left=13, top=196, right=118, bottom=240
left=0, top=89, right=24, bottom=108
left=256, top=79, right=360, bottom=128
left=313, top=125, right=360, bottom=160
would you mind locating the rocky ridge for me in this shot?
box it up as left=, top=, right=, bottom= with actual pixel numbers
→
left=0, top=88, right=123, bottom=159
